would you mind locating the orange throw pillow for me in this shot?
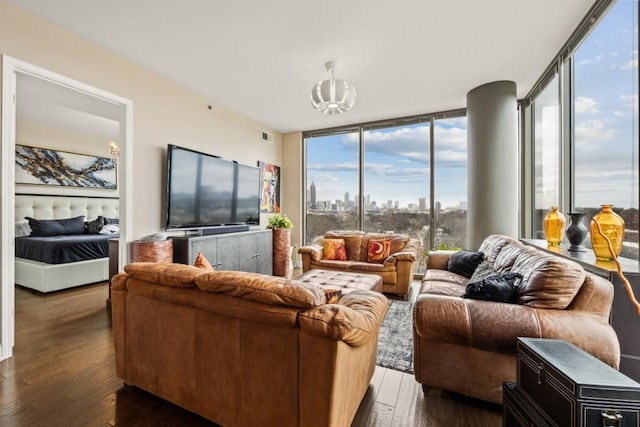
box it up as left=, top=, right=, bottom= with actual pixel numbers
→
left=194, top=252, right=214, bottom=271
left=367, top=239, right=391, bottom=263
left=322, top=239, right=347, bottom=261
left=323, top=288, right=342, bottom=304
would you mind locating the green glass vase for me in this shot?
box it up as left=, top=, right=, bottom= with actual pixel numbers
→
left=590, top=204, right=625, bottom=261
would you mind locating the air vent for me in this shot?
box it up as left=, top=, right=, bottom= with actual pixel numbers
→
left=261, top=131, right=274, bottom=143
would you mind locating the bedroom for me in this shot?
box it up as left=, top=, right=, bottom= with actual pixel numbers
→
left=13, top=70, right=122, bottom=295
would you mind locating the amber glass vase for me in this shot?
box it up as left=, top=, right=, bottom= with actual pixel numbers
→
left=590, top=204, right=625, bottom=261
left=544, top=206, right=566, bottom=246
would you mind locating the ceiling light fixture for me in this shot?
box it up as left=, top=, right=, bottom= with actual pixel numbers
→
left=310, top=61, right=356, bottom=114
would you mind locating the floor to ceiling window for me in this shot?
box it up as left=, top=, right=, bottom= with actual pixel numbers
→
left=433, top=116, right=468, bottom=249
left=533, top=74, right=561, bottom=239
left=304, top=111, right=467, bottom=272
left=525, top=0, right=638, bottom=261
left=304, top=131, right=359, bottom=244
left=572, top=0, right=638, bottom=259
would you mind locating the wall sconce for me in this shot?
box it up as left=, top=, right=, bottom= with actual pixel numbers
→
left=109, top=141, right=120, bottom=159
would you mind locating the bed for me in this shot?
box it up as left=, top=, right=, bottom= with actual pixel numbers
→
left=15, top=194, right=119, bottom=293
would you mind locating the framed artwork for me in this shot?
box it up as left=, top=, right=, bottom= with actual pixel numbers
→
left=15, top=144, right=117, bottom=189
left=258, top=161, right=281, bottom=213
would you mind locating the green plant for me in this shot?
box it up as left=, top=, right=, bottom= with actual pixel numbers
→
left=267, top=214, right=293, bottom=229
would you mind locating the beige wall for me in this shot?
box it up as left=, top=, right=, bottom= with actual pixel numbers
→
left=281, top=131, right=303, bottom=265
left=0, top=1, right=282, bottom=239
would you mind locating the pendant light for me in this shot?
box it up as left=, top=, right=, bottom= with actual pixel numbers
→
left=310, top=61, right=356, bottom=114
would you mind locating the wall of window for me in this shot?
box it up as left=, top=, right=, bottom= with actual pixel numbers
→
left=525, top=0, right=638, bottom=260
left=304, top=111, right=467, bottom=272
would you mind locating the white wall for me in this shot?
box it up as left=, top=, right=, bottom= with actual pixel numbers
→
left=0, top=1, right=282, bottom=239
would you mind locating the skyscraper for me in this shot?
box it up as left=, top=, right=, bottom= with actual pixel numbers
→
left=344, top=192, right=350, bottom=203
left=310, top=181, right=317, bottom=209
left=419, top=197, right=426, bottom=211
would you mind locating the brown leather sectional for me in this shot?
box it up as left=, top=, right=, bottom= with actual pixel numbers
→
left=413, top=234, right=620, bottom=404
left=111, top=262, right=389, bottom=426
left=298, top=230, right=421, bottom=298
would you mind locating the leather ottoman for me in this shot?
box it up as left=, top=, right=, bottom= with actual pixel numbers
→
left=296, top=268, right=383, bottom=294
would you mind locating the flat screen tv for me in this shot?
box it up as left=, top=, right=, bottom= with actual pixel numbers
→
left=165, top=144, right=260, bottom=230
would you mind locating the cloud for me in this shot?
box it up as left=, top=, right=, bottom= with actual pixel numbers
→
left=620, top=58, right=638, bottom=70
left=578, top=54, right=604, bottom=66
left=574, top=120, right=616, bottom=145
left=307, top=174, right=338, bottom=183
left=307, top=162, right=358, bottom=172
left=574, top=97, right=600, bottom=114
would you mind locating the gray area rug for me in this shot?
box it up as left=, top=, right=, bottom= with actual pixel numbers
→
left=376, top=299, right=414, bottom=374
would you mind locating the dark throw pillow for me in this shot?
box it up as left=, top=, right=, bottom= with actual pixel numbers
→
left=26, top=215, right=86, bottom=237
left=85, top=216, right=106, bottom=235
left=462, top=272, right=522, bottom=303
left=104, top=217, right=119, bottom=225
left=447, top=250, right=485, bottom=278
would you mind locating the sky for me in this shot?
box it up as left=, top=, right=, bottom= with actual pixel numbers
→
left=307, top=0, right=638, bottom=212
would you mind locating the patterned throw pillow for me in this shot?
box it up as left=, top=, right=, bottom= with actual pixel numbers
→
left=367, top=239, right=391, bottom=263
left=323, top=288, right=342, bottom=304
left=194, top=252, right=214, bottom=271
left=322, top=239, right=347, bottom=261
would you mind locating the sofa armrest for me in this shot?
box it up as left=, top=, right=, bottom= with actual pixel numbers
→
left=425, top=250, right=456, bottom=270
left=383, top=249, right=417, bottom=266
left=298, top=244, right=323, bottom=261
left=298, top=290, right=389, bottom=347
left=413, top=294, right=542, bottom=352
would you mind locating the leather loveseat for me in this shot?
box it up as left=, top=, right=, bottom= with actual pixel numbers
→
left=413, top=234, right=620, bottom=404
left=111, top=262, right=389, bottom=427
left=298, top=230, right=421, bottom=298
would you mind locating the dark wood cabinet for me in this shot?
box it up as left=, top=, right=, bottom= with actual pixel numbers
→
left=504, top=338, right=640, bottom=427
left=521, top=239, right=640, bottom=382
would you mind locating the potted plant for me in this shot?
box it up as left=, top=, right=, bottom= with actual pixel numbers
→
left=267, top=214, right=293, bottom=277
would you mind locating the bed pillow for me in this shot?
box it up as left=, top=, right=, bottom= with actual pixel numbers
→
left=85, top=217, right=105, bottom=235
left=104, top=217, right=119, bottom=225
left=26, top=216, right=86, bottom=237
left=15, top=221, right=32, bottom=237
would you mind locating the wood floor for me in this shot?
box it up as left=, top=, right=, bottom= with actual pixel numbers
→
left=0, top=283, right=502, bottom=427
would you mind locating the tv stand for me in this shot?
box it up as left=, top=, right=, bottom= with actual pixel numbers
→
left=172, top=229, right=272, bottom=275
left=200, top=224, right=250, bottom=236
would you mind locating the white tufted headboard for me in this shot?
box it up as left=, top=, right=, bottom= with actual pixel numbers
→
left=15, top=194, right=119, bottom=222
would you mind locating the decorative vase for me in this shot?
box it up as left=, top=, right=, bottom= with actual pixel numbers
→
left=565, top=213, right=588, bottom=252
left=272, top=228, right=291, bottom=277
left=590, top=204, right=625, bottom=261
left=543, top=206, right=566, bottom=246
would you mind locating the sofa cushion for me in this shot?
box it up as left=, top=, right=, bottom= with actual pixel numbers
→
left=493, top=240, right=526, bottom=272
left=478, top=234, right=515, bottom=263
left=367, top=239, right=391, bottom=263
left=462, top=272, right=522, bottom=303
left=124, top=262, right=204, bottom=288
left=447, top=250, right=484, bottom=278
left=322, top=239, right=348, bottom=261
left=196, top=271, right=326, bottom=308
left=510, top=246, right=586, bottom=309
left=325, top=230, right=365, bottom=260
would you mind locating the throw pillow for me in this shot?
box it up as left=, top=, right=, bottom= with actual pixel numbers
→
left=104, top=217, right=119, bottom=225
left=322, top=239, right=347, bottom=261
left=447, top=250, right=485, bottom=278
left=323, top=288, right=342, bottom=304
left=15, top=221, right=32, bottom=237
left=367, top=239, right=391, bottom=263
left=462, top=272, right=522, bottom=303
left=85, top=217, right=105, bottom=235
left=469, top=259, right=497, bottom=283
left=26, top=215, right=86, bottom=237
left=194, top=252, right=215, bottom=271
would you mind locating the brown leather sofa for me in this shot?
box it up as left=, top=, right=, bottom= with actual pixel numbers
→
left=413, top=234, right=620, bottom=404
left=298, top=230, right=421, bottom=298
left=111, top=262, right=389, bottom=427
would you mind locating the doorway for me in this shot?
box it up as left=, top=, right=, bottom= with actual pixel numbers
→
left=0, top=56, right=133, bottom=360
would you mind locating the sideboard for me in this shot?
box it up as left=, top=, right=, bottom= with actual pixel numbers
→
left=521, top=239, right=640, bottom=382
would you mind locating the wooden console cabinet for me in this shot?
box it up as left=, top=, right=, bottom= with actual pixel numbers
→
left=172, top=229, right=273, bottom=275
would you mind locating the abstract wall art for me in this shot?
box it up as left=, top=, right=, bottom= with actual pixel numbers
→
left=258, top=161, right=281, bottom=213
left=15, top=144, right=117, bottom=189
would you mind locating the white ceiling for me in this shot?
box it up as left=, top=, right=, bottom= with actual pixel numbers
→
left=9, top=0, right=595, bottom=133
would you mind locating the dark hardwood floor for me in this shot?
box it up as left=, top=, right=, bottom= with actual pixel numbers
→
left=0, top=283, right=502, bottom=427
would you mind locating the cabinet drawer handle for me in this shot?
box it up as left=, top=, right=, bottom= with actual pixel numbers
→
left=535, top=364, right=545, bottom=385
left=601, top=410, right=623, bottom=426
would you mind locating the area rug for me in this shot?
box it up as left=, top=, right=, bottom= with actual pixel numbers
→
left=376, top=299, right=414, bottom=374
